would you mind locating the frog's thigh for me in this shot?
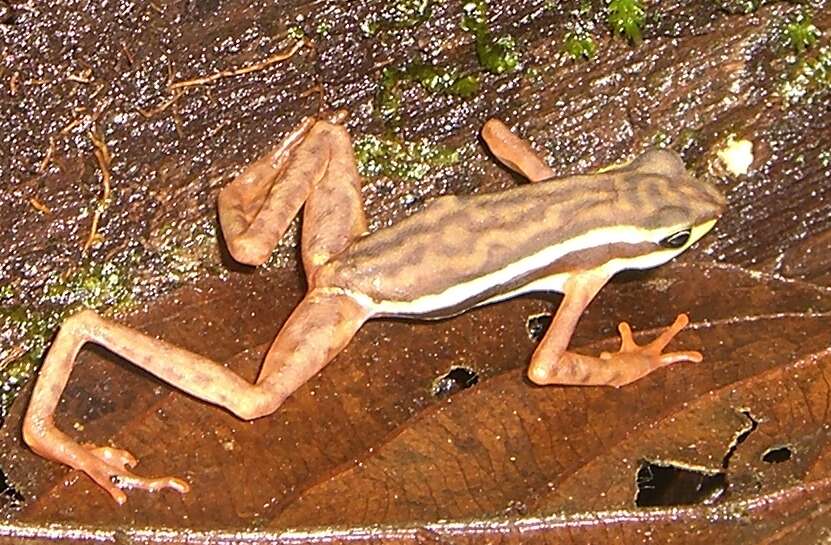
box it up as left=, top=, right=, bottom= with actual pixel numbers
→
left=255, top=289, right=370, bottom=394
left=301, top=122, right=368, bottom=276
left=481, top=119, right=555, bottom=183
left=218, top=117, right=327, bottom=266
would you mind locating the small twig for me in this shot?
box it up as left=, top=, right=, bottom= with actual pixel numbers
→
left=299, top=83, right=326, bottom=115
left=91, top=97, right=113, bottom=121
left=29, top=197, right=52, bottom=214
left=9, top=70, right=19, bottom=96
left=61, top=99, right=111, bottom=135
left=89, top=129, right=112, bottom=198
left=90, top=82, right=106, bottom=100
left=148, top=1, right=163, bottom=14
left=38, top=136, right=56, bottom=172
left=60, top=116, right=86, bottom=135
left=168, top=39, right=305, bottom=90
left=0, top=345, right=28, bottom=373
left=82, top=126, right=113, bottom=253
left=171, top=99, right=185, bottom=138
left=84, top=212, right=103, bottom=252
left=121, top=42, right=135, bottom=66
left=137, top=90, right=183, bottom=118
left=67, top=67, right=94, bottom=83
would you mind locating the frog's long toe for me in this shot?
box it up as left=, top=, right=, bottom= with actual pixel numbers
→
left=601, top=314, right=703, bottom=387
left=81, top=444, right=189, bottom=504
left=113, top=473, right=190, bottom=495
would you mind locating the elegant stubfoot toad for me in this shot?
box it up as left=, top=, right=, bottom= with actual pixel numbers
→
left=22, top=112, right=725, bottom=504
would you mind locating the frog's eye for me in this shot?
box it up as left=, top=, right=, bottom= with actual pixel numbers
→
left=660, top=229, right=691, bottom=249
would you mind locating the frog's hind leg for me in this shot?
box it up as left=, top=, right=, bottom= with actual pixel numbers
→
left=23, top=289, right=370, bottom=504
left=218, top=111, right=357, bottom=267
left=299, top=119, right=367, bottom=277
left=481, top=119, right=555, bottom=183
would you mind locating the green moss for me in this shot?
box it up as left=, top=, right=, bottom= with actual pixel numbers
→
left=462, top=0, right=521, bottom=74
left=651, top=130, right=671, bottom=148
left=315, top=21, right=332, bottom=37
left=354, top=134, right=460, bottom=181
left=0, top=254, right=141, bottom=419
left=377, top=63, right=479, bottom=120
left=286, top=25, right=305, bottom=40
left=564, top=30, right=597, bottom=60
left=42, top=260, right=135, bottom=310
left=714, top=0, right=769, bottom=15
left=361, top=0, right=434, bottom=36
left=778, top=45, right=831, bottom=106
left=0, top=214, right=233, bottom=419
left=607, top=0, right=645, bottom=44
left=525, top=66, right=542, bottom=81
left=152, top=218, right=225, bottom=284
left=784, top=11, right=821, bottom=54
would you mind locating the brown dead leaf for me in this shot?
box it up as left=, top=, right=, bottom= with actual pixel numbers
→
left=0, top=261, right=828, bottom=544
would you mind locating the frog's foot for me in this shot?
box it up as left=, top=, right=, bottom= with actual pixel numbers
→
left=599, top=313, right=703, bottom=387
left=81, top=444, right=189, bottom=504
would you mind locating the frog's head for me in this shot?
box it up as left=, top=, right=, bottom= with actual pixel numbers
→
left=605, top=148, right=726, bottom=271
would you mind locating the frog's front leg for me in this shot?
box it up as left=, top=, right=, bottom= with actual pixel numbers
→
left=481, top=118, right=555, bottom=182
left=528, top=272, right=702, bottom=388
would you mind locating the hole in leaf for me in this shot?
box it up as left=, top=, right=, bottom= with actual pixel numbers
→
left=762, top=446, right=792, bottom=464
left=526, top=313, right=551, bottom=342
left=635, top=460, right=727, bottom=507
left=431, top=366, right=479, bottom=398
left=0, top=468, right=23, bottom=507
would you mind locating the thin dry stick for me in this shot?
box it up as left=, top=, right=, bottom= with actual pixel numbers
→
left=299, top=83, right=326, bottom=115
left=9, top=70, right=19, bottom=96
left=60, top=116, right=86, bottom=135
left=38, top=136, right=56, bottom=172
left=29, top=197, right=52, bottom=214
left=121, top=42, right=135, bottom=66
left=67, top=68, right=94, bottom=83
left=168, top=39, right=305, bottom=90
left=0, top=345, right=27, bottom=373
left=137, top=90, right=183, bottom=118
left=82, top=127, right=113, bottom=253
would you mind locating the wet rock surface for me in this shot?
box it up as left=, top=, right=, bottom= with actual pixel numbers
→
left=0, top=0, right=830, bottom=542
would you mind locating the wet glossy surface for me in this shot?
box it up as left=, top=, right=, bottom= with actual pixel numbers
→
left=0, top=0, right=830, bottom=542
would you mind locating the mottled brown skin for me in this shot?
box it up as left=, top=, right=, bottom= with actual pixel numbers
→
left=22, top=113, right=724, bottom=504
left=319, top=151, right=722, bottom=311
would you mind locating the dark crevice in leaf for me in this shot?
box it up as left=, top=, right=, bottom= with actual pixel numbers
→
left=526, top=313, right=552, bottom=342
left=0, top=468, right=23, bottom=508
left=431, top=366, right=479, bottom=398
left=635, top=409, right=760, bottom=507
left=635, top=461, right=727, bottom=507
left=762, top=445, right=793, bottom=464
left=722, top=408, right=759, bottom=469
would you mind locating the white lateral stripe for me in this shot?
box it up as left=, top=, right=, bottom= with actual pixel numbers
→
left=372, top=225, right=677, bottom=316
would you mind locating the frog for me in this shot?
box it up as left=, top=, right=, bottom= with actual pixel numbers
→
left=22, top=111, right=725, bottom=504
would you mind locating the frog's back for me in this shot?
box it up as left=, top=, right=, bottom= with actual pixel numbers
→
left=320, top=175, right=593, bottom=315
left=320, top=152, right=721, bottom=318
